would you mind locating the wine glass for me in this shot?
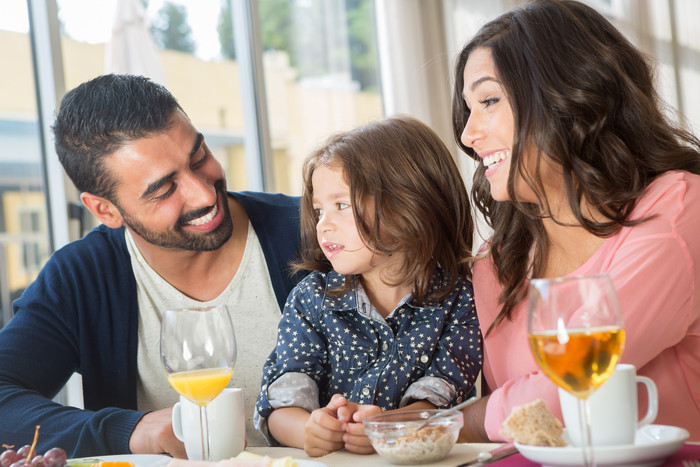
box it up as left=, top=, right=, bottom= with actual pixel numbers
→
left=161, top=304, right=236, bottom=461
left=527, top=274, right=625, bottom=467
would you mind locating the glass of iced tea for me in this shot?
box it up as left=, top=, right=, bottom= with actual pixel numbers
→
left=161, top=304, right=236, bottom=461
left=527, top=274, right=624, bottom=467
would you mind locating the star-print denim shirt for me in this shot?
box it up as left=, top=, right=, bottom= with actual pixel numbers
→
left=254, top=268, right=482, bottom=444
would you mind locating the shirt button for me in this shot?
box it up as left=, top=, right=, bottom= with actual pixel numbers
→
left=362, top=387, right=370, bottom=396
left=335, top=354, right=342, bottom=362
left=176, top=294, right=183, bottom=301
left=420, top=354, right=429, bottom=364
left=382, top=342, right=389, bottom=352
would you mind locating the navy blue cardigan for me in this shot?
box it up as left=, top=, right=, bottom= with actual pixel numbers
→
left=0, top=192, right=301, bottom=457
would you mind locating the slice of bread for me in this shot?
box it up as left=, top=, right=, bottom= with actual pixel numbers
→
left=500, top=399, right=567, bottom=447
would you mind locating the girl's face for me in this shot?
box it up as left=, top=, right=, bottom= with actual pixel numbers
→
left=460, top=47, right=560, bottom=204
left=311, top=164, right=392, bottom=278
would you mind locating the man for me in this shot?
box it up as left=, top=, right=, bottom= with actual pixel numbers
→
left=0, top=75, right=302, bottom=457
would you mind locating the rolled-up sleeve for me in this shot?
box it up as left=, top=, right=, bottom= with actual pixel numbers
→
left=254, top=372, right=321, bottom=445
left=254, top=277, right=328, bottom=444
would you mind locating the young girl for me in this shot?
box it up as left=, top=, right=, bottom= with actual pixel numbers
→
left=254, top=115, right=482, bottom=456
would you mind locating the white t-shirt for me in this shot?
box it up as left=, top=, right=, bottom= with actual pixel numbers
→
left=125, top=222, right=281, bottom=447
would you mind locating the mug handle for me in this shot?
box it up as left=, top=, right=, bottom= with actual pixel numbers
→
left=636, top=376, right=658, bottom=427
left=171, top=401, right=185, bottom=441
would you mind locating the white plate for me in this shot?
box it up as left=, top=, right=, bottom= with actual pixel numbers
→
left=69, top=454, right=172, bottom=467
left=230, top=458, right=325, bottom=467
left=237, top=459, right=325, bottom=467
left=69, top=455, right=325, bottom=467
left=515, top=425, right=689, bottom=467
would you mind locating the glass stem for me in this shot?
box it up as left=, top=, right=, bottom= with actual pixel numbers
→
left=578, top=397, right=596, bottom=467
left=200, top=404, right=211, bottom=461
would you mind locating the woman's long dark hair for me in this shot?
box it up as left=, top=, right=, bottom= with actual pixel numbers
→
left=452, top=0, right=700, bottom=334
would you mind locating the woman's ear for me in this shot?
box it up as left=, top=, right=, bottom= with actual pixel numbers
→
left=80, top=192, right=124, bottom=228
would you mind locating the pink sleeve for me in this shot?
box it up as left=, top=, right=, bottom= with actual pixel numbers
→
left=603, top=176, right=697, bottom=369
left=607, top=235, right=695, bottom=367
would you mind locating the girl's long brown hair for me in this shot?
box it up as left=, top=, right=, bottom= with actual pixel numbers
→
left=452, top=0, right=700, bottom=334
left=294, top=115, right=473, bottom=305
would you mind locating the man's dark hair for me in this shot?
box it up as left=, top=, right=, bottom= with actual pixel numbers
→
left=53, top=74, right=183, bottom=201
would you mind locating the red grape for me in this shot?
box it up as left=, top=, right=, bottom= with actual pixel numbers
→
left=42, top=449, right=67, bottom=467
left=15, top=448, right=30, bottom=461
left=1, top=446, right=66, bottom=467
left=0, top=450, right=23, bottom=467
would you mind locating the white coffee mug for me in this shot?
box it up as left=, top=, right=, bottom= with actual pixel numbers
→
left=559, top=363, right=658, bottom=447
left=172, top=387, right=245, bottom=460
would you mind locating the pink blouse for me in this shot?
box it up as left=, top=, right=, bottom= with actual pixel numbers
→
left=474, top=170, right=700, bottom=441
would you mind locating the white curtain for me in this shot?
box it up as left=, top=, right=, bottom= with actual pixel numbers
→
left=614, top=0, right=700, bottom=133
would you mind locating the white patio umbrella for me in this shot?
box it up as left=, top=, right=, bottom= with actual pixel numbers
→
left=105, top=0, right=167, bottom=85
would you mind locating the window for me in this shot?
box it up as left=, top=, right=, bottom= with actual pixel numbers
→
left=255, top=0, right=384, bottom=194
left=54, top=0, right=383, bottom=195
left=0, top=0, right=385, bottom=328
left=0, top=1, right=52, bottom=327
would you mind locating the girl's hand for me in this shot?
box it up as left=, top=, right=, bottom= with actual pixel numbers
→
left=341, top=402, right=382, bottom=454
left=303, top=394, right=348, bottom=456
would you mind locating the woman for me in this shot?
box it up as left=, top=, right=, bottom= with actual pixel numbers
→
left=452, top=0, right=700, bottom=442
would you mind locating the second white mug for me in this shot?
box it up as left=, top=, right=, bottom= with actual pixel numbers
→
left=172, top=387, right=245, bottom=460
left=559, top=363, right=658, bottom=447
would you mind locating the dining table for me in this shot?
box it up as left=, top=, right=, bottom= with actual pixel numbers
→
left=247, top=443, right=498, bottom=466
left=246, top=441, right=700, bottom=466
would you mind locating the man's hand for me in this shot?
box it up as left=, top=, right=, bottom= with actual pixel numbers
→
left=129, top=408, right=187, bottom=458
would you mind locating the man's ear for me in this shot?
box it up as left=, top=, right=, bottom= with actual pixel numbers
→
left=80, top=192, right=124, bottom=229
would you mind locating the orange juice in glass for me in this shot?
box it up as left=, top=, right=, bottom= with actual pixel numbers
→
left=167, top=367, right=235, bottom=406
left=161, top=305, right=236, bottom=461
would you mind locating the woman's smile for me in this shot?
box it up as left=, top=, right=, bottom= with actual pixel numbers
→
left=481, top=149, right=510, bottom=178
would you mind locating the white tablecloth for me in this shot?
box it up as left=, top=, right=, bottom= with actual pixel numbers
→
left=246, top=443, right=501, bottom=466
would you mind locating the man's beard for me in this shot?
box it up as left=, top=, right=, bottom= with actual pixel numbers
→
left=118, top=181, right=234, bottom=252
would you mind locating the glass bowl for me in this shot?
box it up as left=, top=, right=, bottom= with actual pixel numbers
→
left=363, top=409, right=463, bottom=465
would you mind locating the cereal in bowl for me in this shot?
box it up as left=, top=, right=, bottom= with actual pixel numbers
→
left=372, top=424, right=458, bottom=464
